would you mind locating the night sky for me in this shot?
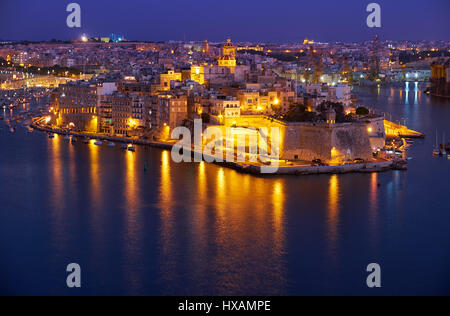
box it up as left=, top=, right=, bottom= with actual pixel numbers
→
left=0, top=0, right=449, bottom=42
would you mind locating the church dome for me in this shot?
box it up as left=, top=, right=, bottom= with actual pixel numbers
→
left=224, top=38, right=234, bottom=48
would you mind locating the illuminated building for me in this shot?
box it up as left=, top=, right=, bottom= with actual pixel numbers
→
left=237, top=90, right=260, bottom=112
left=158, top=70, right=182, bottom=91
left=55, top=81, right=117, bottom=133
left=236, top=45, right=263, bottom=52
left=202, top=40, right=210, bottom=55
left=210, top=96, right=241, bottom=118
left=190, top=65, right=205, bottom=85
left=99, top=91, right=145, bottom=136
left=237, top=89, right=293, bottom=115
left=218, top=38, right=237, bottom=74
left=431, top=59, right=450, bottom=98
left=157, top=93, right=188, bottom=135
left=56, top=82, right=99, bottom=132
left=117, top=80, right=152, bottom=96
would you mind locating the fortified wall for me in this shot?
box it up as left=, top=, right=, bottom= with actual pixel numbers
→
left=218, top=115, right=373, bottom=162
left=283, top=123, right=372, bottom=161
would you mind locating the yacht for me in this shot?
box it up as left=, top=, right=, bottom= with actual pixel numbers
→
left=107, top=142, right=116, bottom=147
left=433, top=130, right=440, bottom=156
left=441, top=133, right=447, bottom=156
left=94, top=140, right=103, bottom=146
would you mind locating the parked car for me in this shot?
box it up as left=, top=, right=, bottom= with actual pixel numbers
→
left=312, top=159, right=328, bottom=166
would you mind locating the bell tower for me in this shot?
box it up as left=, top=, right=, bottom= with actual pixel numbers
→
left=326, top=107, right=336, bottom=125
left=218, top=38, right=237, bottom=73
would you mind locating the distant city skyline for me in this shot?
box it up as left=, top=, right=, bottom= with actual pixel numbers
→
left=0, top=0, right=449, bottom=42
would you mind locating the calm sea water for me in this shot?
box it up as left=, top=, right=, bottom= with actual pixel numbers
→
left=1, top=84, right=449, bottom=296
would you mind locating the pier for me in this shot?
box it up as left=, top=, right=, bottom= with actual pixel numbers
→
left=384, top=120, right=425, bottom=139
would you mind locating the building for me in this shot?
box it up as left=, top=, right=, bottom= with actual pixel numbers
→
left=210, top=96, right=241, bottom=118
left=117, top=79, right=153, bottom=96
left=202, top=40, right=210, bottom=55
left=190, top=65, right=205, bottom=85
left=56, top=81, right=99, bottom=132
left=98, top=92, right=146, bottom=137
left=431, top=60, right=450, bottom=98
left=157, top=93, right=188, bottom=138
left=218, top=39, right=237, bottom=74
left=158, top=70, right=182, bottom=91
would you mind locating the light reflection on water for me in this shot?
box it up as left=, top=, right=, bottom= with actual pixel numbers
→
left=327, top=175, right=340, bottom=262
left=1, top=84, right=450, bottom=295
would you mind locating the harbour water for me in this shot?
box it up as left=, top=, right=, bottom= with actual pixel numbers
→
left=1, top=83, right=449, bottom=295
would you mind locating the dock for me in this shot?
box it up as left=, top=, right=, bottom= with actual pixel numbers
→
left=384, top=120, right=425, bottom=138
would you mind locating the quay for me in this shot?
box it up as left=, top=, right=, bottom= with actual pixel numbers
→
left=31, top=121, right=399, bottom=176
left=385, top=120, right=425, bottom=139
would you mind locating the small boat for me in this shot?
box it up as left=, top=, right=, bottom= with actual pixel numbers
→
left=48, top=133, right=55, bottom=139
left=121, top=144, right=128, bottom=150
left=83, top=138, right=90, bottom=144
left=127, top=145, right=136, bottom=152
left=63, top=135, right=71, bottom=141
left=94, top=141, right=103, bottom=146
left=71, top=137, right=77, bottom=143
left=433, top=130, right=440, bottom=156
left=107, top=142, right=116, bottom=147
left=441, top=133, right=447, bottom=156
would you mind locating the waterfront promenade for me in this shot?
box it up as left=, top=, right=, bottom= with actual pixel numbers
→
left=31, top=119, right=397, bottom=176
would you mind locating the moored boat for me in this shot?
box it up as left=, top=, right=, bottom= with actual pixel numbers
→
left=440, top=133, right=447, bottom=156
left=433, top=130, right=440, bottom=156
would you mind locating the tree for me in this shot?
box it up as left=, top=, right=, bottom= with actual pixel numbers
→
left=283, top=103, right=319, bottom=122
left=356, top=106, right=370, bottom=116
left=317, top=101, right=353, bottom=123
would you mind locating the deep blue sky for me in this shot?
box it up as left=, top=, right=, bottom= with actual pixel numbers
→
left=0, top=0, right=449, bottom=42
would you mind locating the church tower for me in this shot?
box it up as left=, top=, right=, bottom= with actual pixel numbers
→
left=202, top=40, right=210, bottom=56
left=218, top=38, right=237, bottom=73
